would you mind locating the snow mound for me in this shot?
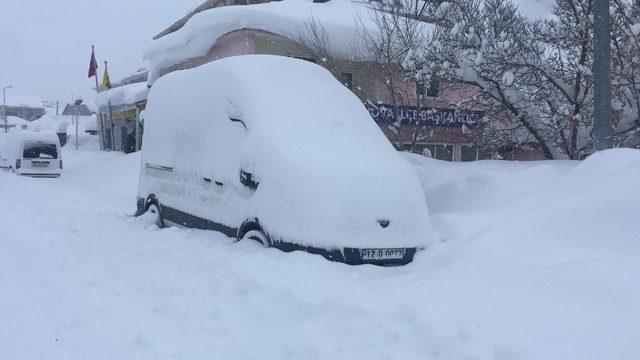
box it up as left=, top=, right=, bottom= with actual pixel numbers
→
left=1, top=148, right=639, bottom=359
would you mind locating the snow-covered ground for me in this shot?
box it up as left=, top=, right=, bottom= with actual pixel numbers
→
left=1, top=142, right=639, bottom=359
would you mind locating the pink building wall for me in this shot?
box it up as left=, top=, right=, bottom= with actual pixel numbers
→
left=159, top=30, right=257, bottom=79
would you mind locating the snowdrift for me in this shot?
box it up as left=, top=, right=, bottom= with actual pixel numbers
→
left=1, top=148, right=639, bottom=359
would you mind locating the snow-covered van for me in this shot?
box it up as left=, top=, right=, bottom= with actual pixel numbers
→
left=136, top=55, right=435, bottom=265
left=0, top=132, right=63, bottom=178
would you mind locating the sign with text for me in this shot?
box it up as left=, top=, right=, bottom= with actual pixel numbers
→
left=366, top=104, right=484, bottom=127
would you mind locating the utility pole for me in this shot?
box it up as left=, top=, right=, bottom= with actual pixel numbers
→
left=2, top=85, right=13, bottom=134
left=593, top=0, right=613, bottom=151
left=74, top=99, right=83, bottom=150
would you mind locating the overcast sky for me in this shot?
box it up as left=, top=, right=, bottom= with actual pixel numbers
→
left=0, top=0, right=201, bottom=105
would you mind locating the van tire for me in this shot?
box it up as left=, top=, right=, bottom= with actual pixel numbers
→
left=242, top=230, right=270, bottom=247
left=238, top=219, right=270, bottom=247
left=145, top=195, right=165, bottom=228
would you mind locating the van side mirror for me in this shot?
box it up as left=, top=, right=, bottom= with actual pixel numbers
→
left=240, top=170, right=258, bottom=190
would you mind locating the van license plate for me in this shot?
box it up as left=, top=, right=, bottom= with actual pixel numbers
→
left=32, top=162, right=48, bottom=168
left=361, top=248, right=405, bottom=260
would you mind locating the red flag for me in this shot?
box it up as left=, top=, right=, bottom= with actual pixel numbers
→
left=88, top=46, right=98, bottom=78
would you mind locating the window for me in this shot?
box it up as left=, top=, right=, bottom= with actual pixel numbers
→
left=339, top=72, right=353, bottom=89
left=461, top=145, right=478, bottom=162
left=423, top=144, right=436, bottom=157
left=23, top=142, right=57, bottom=159
left=417, top=78, right=440, bottom=99
left=478, top=150, right=493, bottom=160
left=426, top=78, right=440, bottom=98
left=435, top=144, right=453, bottom=161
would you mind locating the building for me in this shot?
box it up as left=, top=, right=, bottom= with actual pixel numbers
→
left=143, top=0, right=544, bottom=161
left=95, top=68, right=150, bottom=153
left=95, top=82, right=148, bottom=153
left=3, top=95, right=46, bottom=121
left=62, top=103, right=93, bottom=116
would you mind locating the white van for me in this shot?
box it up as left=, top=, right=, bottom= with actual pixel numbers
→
left=0, top=132, right=63, bottom=178
left=136, top=55, right=435, bottom=265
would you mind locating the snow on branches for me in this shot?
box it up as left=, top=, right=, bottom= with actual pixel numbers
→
left=404, top=0, right=640, bottom=159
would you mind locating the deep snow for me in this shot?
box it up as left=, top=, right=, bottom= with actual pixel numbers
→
left=1, top=142, right=639, bottom=359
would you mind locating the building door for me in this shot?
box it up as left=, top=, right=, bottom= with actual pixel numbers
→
left=120, top=126, right=128, bottom=152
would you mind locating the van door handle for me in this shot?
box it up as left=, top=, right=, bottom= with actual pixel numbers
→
left=204, top=177, right=223, bottom=186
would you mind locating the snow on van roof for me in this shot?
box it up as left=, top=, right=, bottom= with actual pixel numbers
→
left=95, top=82, right=149, bottom=109
left=144, top=0, right=415, bottom=80
left=143, top=55, right=435, bottom=248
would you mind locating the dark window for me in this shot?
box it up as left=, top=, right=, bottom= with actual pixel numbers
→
left=339, top=72, right=353, bottom=89
left=478, top=150, right=493, bottom=160
left=23, top=142, right=57, bottom=159
left=423, top=144, right=436, bottom=157
left=292, top=55, right=316, bottom=63
left=461, top=145, right=478, bottom=162
left=426, top=79, right=440, bottom=98
left=435, top=144, right=454, bottom=161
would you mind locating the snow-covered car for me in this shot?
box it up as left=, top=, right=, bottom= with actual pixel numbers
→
left=0, top=132, right=63, bottom=178
left=135, top=55, right=435, bottom=265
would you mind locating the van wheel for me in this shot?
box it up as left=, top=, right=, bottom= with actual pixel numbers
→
left=147, top=203, right=165, bottom=228
left=241, top=229, right=270, bottom=247
left=237, top=219, right=270, bottom=247
left=142, top=196, right=165, bottom=229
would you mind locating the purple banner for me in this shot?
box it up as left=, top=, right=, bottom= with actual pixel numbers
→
left=366, top=104, right=484, bottom=126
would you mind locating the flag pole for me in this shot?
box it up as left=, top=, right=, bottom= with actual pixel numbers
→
left=93, top=45, right=100, bottom=93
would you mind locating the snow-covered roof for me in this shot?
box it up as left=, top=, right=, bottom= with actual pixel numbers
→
left=5, top=116, right=29, bottom=125
left=28, top=114, right=96, bottom=134
left=144, top=0, right=402, bottom=79
left=3, top=95, right=44, bottom=109
left=95, top=82, right=149, bottom=109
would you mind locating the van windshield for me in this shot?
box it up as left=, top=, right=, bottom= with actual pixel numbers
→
left=23, top=142, right=58, bottom=159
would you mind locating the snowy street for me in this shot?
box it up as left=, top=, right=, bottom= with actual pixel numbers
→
left=2, top=0, right=639, bottom=358
left=1, top=145, right=638, bottom=359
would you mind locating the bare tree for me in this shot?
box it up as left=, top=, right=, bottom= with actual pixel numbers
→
left=610, top=0, right=640, bottom=148
left=357, top=0, right=430, bottom=152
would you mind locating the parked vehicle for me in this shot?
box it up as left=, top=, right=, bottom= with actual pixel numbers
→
left=135, top=55, right=435, bottom=265
left=0, top=132, right=63, bottom=178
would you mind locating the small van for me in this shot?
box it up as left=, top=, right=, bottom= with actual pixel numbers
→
left=0, top=132, right=63, bottom=178
left=135, top=55, right=435, bottom=265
